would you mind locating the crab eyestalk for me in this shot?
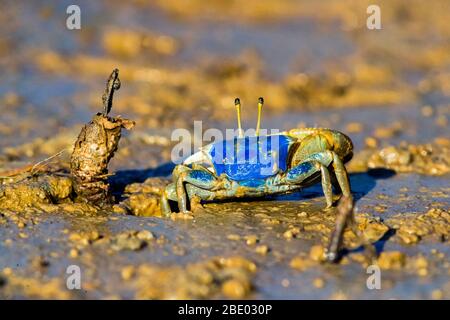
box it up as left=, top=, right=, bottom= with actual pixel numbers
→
left=235, top=98, right=244, bottom=138
left=256, top=97, right=264, bottom=136
left=70, top=69, right=135, bottom=206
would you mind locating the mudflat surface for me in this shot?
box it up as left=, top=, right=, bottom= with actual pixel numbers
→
left=0, top=1, right=449, bottom=299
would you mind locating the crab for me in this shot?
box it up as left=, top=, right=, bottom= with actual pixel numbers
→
left=161, top=98, right=355, bottom=260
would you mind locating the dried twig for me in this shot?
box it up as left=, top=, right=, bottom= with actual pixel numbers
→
left=0, top=150, right=65, bottom=180
left=326, top=195, right=377, bottom=263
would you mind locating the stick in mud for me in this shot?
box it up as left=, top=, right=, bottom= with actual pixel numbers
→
left=70, top=69, right=135, bottom=206
left=326, top=195, right=377, bottom=263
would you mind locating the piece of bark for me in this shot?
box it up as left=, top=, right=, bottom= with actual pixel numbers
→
left=70, top=69, right=135, bottom=206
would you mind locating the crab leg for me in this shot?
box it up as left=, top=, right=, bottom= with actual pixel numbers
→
left=330, top=151, right=351, bottom=198
left=320, top=164, right=333, bottom=208
left=172, top=165, right=220, bottom=213
left=282, top=151, right=334, bottom=203
left=160, top=188, right=172, bottom=216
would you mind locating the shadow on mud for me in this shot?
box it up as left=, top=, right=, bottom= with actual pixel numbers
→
left=271, top=167, right=396, bottom=203
left=342, top=228, right=397, bottom=259
left=110, top=162, right=396, bottom=206
left=349, top=168, right=396, bottom=202
left=109, top=162, right=175, bottom=201
left=340, top=168, right=398, bottom=258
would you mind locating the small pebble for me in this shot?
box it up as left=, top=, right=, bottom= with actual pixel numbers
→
left=244, top=235, right=258, bottom=246
left=313, top=278, right=325, bottom=288
left=121, top=265, right=135, bottom=281
left=227, top=234, right=241, bottom=241
left=309, top=245, right=326, bottom=262
left=69, top=248, right=79, bottom=258
left=255, top=245, right=269, bottom=255
left=222, top=279, right=250, bottom=299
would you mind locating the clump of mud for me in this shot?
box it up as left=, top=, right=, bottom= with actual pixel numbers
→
left=350, top=137, right=450, bottom=175
left=388, top=208, right=450, bottom=244
left=0, top=69, right=134, bottom=212
left=68, top=229, right=155, bottom=252
left=114, top=177, right=170, bottom=217
left=71, top=114, right=134, bottom=205
left=125, top=256, right=256, bottom=299
left=0, top=254, right=256, bottom=299
left=0, top=270, right=72, bottom=299
left=0, top=174, right=73, bottom=211
left=71, top=69, right=134, bottom=206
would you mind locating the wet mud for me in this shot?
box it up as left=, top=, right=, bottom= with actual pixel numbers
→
left=0, top=0, right=449, bottom=299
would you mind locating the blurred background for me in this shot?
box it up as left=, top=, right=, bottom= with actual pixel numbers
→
left=1, top=0, right=449, bottom=171
left=0, top=0, right=450, bottom=300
